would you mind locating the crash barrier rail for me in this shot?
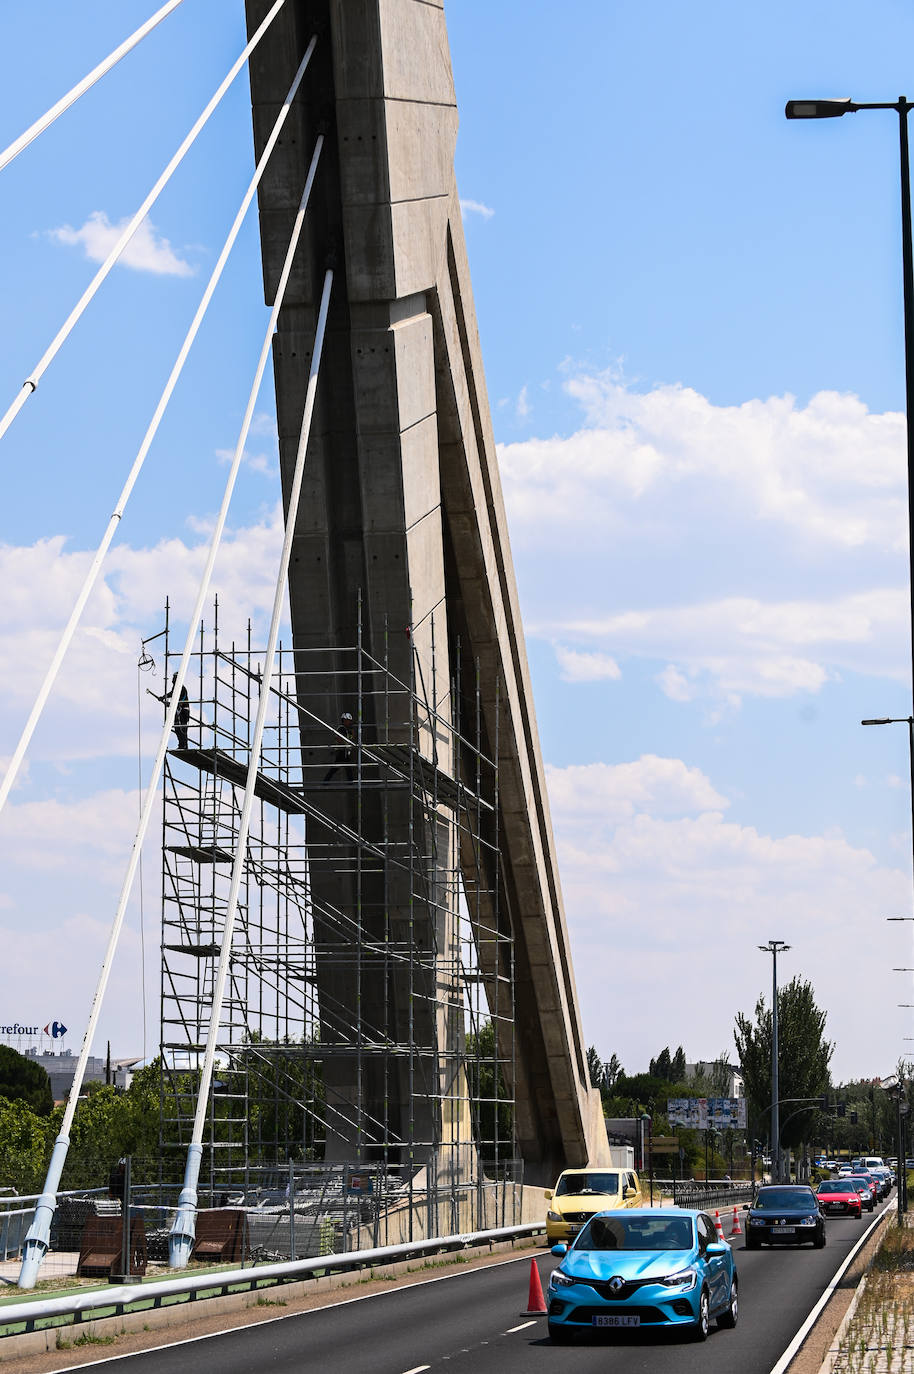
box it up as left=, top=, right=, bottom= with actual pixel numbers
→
left=0, top=1220, right=545, bottom=1336
left=670, top=1179, right=755, bottom=1210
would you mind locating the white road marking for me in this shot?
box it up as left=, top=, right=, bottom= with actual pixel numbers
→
left=505, top=1320, right=537, bottom=1332
left=402, top=1366, right=431, bottom=1373
left=47, top=1250, right=544, bottom=1372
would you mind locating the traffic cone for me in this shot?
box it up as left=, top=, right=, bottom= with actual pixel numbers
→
left=714, top=1210, right=725, bottom=1239
left=521, top=1257, right=548, bottom=1315
left=731, top=1206, right=742, bottom=1236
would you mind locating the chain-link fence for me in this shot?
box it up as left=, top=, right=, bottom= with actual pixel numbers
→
left=0, top=1157, right=528, bottom=1287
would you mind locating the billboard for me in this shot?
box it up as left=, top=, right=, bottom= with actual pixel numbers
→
left=667, top=1097, right=747, bottom=1130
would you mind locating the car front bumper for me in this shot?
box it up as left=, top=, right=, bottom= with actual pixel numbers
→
left=547, top=1280, right=703, bottom=1329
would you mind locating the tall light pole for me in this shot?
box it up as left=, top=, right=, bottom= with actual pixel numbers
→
left=759, top=941, right=790, bottom=1181
left=786, top=99, right=914, bottom=714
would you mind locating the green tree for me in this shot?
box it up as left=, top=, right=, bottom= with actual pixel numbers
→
left=586, top=1046, right=604, bottom=1090
left=734, top=976, right=833, bottom=1153
left=465, top=1021, right=514, bottom=1158
left=649, top=1047, right=672, bottom=1081
left=0, top=1046, right=53, bottom=1116
left=0, top=1097, right=52, bottom=1192
left=670, top=1047, right=686, bottom=1082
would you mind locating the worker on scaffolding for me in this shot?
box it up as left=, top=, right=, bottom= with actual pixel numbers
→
left=153, top=672, right=191, bottom=751
left=323, top=710, right=356, bottom=783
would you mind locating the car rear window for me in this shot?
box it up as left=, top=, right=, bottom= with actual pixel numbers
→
left=754, top=1188, right=814, bottom=1209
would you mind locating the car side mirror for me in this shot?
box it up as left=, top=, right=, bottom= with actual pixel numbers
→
left=623, top=1186, right=635, bottom=1198
left=551, top=1243, right=568, bottom=1257
left=544, top=1189, right=554, bottom=1200
left=706, top=1243, right=728, bottom=1256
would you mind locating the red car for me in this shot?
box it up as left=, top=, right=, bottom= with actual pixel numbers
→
left=816, top=1179, right=862, bottom=1217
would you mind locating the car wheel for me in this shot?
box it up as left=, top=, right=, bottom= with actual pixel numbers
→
left=690, top=1288, right=711, bottom=1341
left=814, top=1231, right=826, bottom=1249
left=745, top=1237, right=760, bottom=1249
left=717, top=1277, right=738, bottom=1329
left=548, top=1322, right=574, bottom=1344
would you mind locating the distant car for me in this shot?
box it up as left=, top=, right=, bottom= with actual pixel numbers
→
left=545, top=1168, right=642, bottom=1243
left=745, top=1185, right=826, bottom=1248
left=547, top=1208, right=738, bottom=1343
left=846, top=1176, right=876, bottom=1212
left=815, top=1179, right=862, bottom=1218
left=837, top=1165, right=853, bottom=1177
left=869, top=1167, right=892, bottom=1198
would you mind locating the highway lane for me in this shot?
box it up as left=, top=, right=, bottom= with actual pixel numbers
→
left=57, top=1206, right=888, bottom=1374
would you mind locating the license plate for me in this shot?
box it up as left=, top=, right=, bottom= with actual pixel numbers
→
left=774, top=1226, right=796, bottom=1234
left=827, top=1205, right=842, bottom=1211
left=593, top=1315, right=640, bottom=1327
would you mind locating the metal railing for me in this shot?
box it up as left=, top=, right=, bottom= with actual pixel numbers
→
left=0, top=1221, right=545, bottom=1336
left=670, top=1178, right=755, bottom=1210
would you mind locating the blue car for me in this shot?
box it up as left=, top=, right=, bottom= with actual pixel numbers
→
left=547, top=1207, right=738, bottom=1342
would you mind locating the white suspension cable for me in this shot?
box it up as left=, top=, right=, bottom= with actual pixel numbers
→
left=0, top=0, right=290, bottom=449
left=0, top=34, right=317, bottom=827
left=16, top=134, right=326, bottom=1291
left=169, top=266, right=335, bottom=1269
left=0, top=0, right=188, bottom=175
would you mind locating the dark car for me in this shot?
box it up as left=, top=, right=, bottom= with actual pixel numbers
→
left=745, top=1185, right=825, bottom=1249
left=847, top=1175, right=876, bottom=1212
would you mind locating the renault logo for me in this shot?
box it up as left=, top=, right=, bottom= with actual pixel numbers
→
left=609, top=1276, right=626, bottom=1293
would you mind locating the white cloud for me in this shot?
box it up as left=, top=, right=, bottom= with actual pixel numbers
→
left=656, top=665, right=694, bottom=702
left=554, top=645, right=621, bottom=682
left=540, top=588, right=906, bottom=701
left=47, top=212, right=195, bottom=277
left=546, top=756, right=729, bottom=824
left=547, top=756, right=908, bottom=1081
left=459, top=198, right=495, bottom=221
left=516, top=385, right=530, bottom=420
left=0, top=509, right=287, bottom=765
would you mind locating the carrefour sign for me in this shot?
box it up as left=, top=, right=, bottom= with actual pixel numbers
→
left=0, top=1020, right=68, bottom=1038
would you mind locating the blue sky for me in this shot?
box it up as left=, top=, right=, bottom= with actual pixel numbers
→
left=1, top=0, right=914, bottom=1086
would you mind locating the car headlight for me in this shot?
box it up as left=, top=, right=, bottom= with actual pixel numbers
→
left=548, top=1270, right=575, bottom=1289
left=546, top=1210, right=563, bottom=1222
left=658, top=1267, right=698, bottom=1290
left=799, top=1216, right=816, bottom=1226
left=749, top=1217, right=765, bottom=1226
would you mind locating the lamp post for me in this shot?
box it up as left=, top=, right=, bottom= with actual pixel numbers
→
left=787, top=98, right=914, bottom=712
left=759, top=941, right=790, bottom=1181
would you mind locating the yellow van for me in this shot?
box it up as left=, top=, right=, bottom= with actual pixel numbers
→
left=544, top=1167, right=643, bottom=1243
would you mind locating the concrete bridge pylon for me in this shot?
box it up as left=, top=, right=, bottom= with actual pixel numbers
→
left=244, top=0, right=609, bottom=1185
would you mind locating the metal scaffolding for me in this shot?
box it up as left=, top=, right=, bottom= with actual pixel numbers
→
left=157, top=598, right=518, bottom=1232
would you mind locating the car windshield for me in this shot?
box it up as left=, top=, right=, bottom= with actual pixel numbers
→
left=555, top=1173, right=619, bottom=1197
left=817, top=1181, right=851, bottom=1194
left=576, top=1215, right=694, bottom=1251
left=754, top=1189, right=814, bottom=1209
left=848, top=1179, right=870, bottom=1191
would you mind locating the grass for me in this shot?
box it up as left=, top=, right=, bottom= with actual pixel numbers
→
left=55, top=1332, right=119, bottom=1351
left=832, top=1217, right=914, bottom=1372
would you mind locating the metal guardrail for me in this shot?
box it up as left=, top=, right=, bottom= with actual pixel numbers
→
left=670, top=1179, right=755, bottom=1210
left=0, top=1221, right=546, bottom=1335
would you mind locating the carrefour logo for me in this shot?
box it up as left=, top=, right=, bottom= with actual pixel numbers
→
left=0, top=1020, right=67, bottom=1038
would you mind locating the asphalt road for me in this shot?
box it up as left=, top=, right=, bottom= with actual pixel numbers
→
left=58, top=1206, right=887, bottom=1374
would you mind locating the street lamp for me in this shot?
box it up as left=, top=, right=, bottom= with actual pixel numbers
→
left=785, top=102, right=914, bottom=665
left=759, top=941, right=791, bottom=1182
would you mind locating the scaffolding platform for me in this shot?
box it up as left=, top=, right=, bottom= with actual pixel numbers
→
left=170, top=746, right=308, bottom=814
